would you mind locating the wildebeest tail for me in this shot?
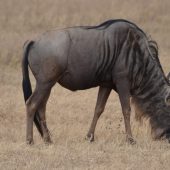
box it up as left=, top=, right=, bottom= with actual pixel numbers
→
left=22, top=40, right=43, bottom=137
left=22, top=41, right=34, bottom=101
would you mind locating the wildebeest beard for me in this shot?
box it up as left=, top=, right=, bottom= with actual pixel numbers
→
left=131, top=40, right=170, bottom=140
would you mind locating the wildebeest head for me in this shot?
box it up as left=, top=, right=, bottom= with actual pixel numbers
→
left=165, top=72, right=170, bottom=106
left=165, top=72, right=170, bottom=107
left=157, top=97, right=170, bottom=143
left=147, top=90, right=170, bottom=142
left=163, top=73, right=170, bottom=136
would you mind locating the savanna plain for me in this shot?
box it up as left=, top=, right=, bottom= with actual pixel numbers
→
left=1, top=0, right=170, bottom=169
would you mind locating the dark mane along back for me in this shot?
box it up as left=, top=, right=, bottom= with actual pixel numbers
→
left=84, top=19, right=145, bottom=33
left=85, top=19, right=131, bottom=29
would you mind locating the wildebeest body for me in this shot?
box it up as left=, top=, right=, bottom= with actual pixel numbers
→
left=22, top=19, right=170, bottom=145
left=29, top=21, right=141, bottom=91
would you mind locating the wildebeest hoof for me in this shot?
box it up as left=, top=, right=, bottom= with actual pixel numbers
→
left=167, top=139, right=170, bottom=143
left=26, top=139, right=34, bottom=145
left=166, top=135, right=170, bottom=143
left=126, top=136, right=136, bottom=145
left=85, top=133, right=94, bottom=142
left=44, top=137, right=53, bottom=145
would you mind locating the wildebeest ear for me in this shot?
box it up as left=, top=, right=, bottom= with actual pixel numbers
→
left=167, top=72, right=170, bottom=81
left=165, top=95, right=170, bottom=105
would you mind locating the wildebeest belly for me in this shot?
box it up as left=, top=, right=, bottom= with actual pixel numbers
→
left=58, top=70, right=113, bottom=91
left=58, top=50, right=100, bottom=90
left=58, top=70, right=98, bottom=91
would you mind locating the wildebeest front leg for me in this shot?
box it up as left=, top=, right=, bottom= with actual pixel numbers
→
left=116, top=78, right=136, bottom=144
left=86, top=86, right=111, bottom=142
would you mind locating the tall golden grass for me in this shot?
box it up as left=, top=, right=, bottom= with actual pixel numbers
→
left=0, top=0, right=170, bottom=169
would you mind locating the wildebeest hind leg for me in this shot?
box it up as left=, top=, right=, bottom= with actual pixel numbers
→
left=26, top=82, right=53, bottom=145
left=37, top=87, right=52, bottom=144
left=116, top=78, right=136, bottom=144
left=86, top=86, right=111, bottom=142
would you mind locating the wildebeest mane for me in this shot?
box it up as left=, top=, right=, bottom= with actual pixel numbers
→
left=86, top=19, right=132, bottom=29
left=147, top=39, right=169, bottom=85
left=84, top=19, right=145, bottom=34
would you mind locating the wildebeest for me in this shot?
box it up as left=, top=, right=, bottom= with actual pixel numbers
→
left=22, top=19, right=170, bottom=145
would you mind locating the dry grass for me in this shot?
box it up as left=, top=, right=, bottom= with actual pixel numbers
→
left=0, top=0, right=170, bottom=169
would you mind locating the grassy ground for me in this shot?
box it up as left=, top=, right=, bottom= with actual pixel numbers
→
left=0, top=0, right=170, bottom=169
